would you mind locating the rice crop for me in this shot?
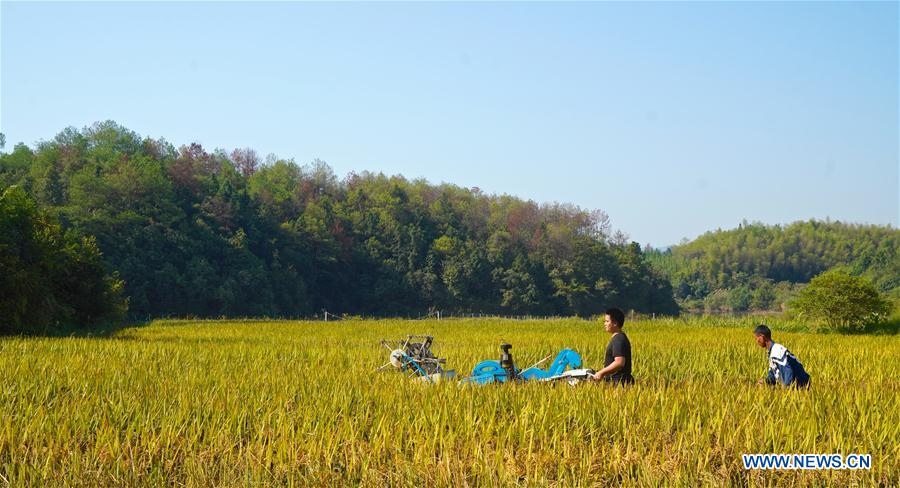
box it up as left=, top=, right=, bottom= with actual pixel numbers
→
left=1, top=318, right=897, bottom=486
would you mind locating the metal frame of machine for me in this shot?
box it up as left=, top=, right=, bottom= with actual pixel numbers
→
left=377, top=335, right=456, bottom=383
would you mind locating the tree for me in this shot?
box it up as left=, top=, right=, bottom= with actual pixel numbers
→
left=2, top=122, right=687, bottom=319
left=750, top=280, right=776, bottom=311
left=790, top=271, right=892, bottom=331
left=0, top=186, right=127, bottom=334
left=728, top=285, right=752, bottom=312
left=703, top=289, right=730, bottom=313
left=498, top=256, right=539, bottom=313
left=231, top=148, right=259, bottom=177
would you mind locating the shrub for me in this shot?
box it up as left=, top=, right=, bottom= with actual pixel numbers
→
left=791, top=270, right=892, bottom=331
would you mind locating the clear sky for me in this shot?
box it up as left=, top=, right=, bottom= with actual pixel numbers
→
left=2, top=1, right=897, bottom=246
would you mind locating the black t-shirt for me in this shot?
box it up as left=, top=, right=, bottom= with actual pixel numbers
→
left=604, top=332, right=633, bottom=384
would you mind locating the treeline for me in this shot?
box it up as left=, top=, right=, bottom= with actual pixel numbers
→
left=647, top=221, right=899, bottom=312
left=0, top=122, right=677, bottom=329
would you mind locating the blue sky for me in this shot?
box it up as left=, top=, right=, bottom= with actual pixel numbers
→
left=2, top=2, right=897, bottom=246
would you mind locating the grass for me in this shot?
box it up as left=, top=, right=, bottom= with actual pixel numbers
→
left=1, top=318, right=897, bottom=486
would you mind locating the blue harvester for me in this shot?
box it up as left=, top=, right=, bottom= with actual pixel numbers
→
left=461, top=344, right=586, bottom=384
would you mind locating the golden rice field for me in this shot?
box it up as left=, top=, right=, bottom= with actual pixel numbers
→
left=1, top=318, right=897, bottom=486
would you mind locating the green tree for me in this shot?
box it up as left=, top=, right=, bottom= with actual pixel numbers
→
left=649, top=221, right=899, bottom=310
left=790, top=271, right=892, bottom=331
left=2, top=122, right=688, bottom=319
left=750, top=280, right=776, bottom=310
left=728, top=285, right=753, bottom=312
left=497, top=256, right=539, bottom=313
left=0, top=186, right=126, bottom=334
left=703, top=289, right=730, bottom=313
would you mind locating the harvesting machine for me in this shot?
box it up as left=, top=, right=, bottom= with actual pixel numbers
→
left=377, top=337, right=594, bottom=386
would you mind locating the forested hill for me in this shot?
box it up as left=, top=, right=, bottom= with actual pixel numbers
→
left=647, top=221, right=899, bottom=311
left=0, top=122, right=677, bottom=322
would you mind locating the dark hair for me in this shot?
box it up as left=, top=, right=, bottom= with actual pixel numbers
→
left=605, top=308, right=625, bottom=327
left=754, top=324, right=771, bottom=339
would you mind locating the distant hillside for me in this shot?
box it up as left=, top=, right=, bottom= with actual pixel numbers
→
left=647, top=221, right=899, bottom=312
left=0, top=122, right=677, bottom=324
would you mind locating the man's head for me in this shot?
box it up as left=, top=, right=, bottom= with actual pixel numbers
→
left=604, top=307, right=625, bottom=333
left=753, top=324, right=772, bottom=348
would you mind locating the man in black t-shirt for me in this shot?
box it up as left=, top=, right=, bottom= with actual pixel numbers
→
left=591, top=307, right=634, bottom=385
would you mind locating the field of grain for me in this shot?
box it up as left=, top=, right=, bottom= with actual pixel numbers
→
left=1, top=318, right=897, bottom=486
